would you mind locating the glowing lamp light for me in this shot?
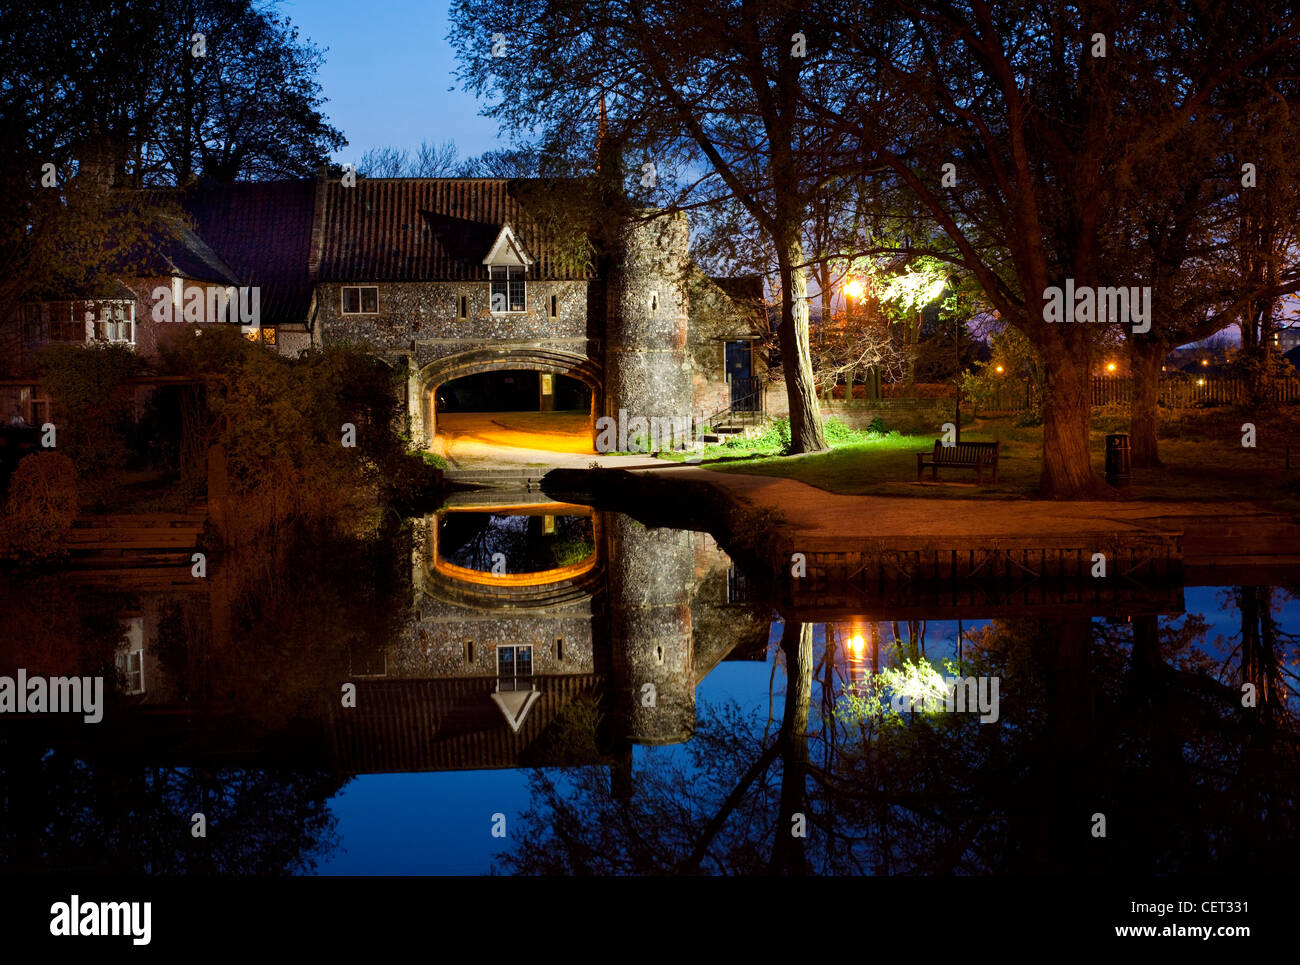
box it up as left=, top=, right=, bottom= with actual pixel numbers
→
left=1106, top=362, right=1117, bottom=372
left=1201, top=359, right=1209, bottom=366
left=995, top=365, right=1004, bottom=374
left=850, top=634, right=866, bottom=657
left=845, top=278, right=864, bottom=299
left=1197, top=378, right=1206, bottom=386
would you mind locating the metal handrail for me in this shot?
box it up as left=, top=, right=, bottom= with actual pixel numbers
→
left=696, top=380, right=765, bottom=437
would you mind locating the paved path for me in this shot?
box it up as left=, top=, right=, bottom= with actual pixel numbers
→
left=434, top=412, right=669, bottom=473
left=620, top=464, right=1299, bottom=563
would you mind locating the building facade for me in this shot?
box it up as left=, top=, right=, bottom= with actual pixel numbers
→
left=4, top=176, right=766, bottom=447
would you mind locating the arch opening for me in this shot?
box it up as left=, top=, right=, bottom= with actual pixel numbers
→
left=418, top=350, right=601, bottom=455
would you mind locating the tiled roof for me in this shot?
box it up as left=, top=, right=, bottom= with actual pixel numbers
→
left=328, top=674, right=612, bottom=773
left=315, top=178, right=596, bottom=282
left=177, top=180, right=319, bottom=329
left=134, top=217, right=243, bottom=288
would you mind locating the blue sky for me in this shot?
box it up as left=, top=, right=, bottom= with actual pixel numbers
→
left=283, top=1, right=503, bottom=165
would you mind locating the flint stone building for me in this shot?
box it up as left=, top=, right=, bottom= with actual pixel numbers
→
left=4, top=176, right=767, bottom=447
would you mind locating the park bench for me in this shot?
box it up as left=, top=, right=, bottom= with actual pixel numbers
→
left=916, top=439, right=1000, bottom=485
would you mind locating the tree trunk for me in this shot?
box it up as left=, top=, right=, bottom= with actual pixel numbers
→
left=777, top=238, right=827, bottom=453
left=1128, top=338, right=1164, bottom=468
left=768, top=619, right=813, bottom=875
left=1038, top=331, right=1109, bottom=498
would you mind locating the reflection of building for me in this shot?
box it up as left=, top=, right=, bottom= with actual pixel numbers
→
left=322, top=501, right=771, bottom=775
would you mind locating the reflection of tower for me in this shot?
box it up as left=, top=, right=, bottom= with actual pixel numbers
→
left=604, top=211, right=691, bottom=439
left=605, top=513, right=695, bottom=744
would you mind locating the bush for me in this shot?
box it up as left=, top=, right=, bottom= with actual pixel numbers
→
left=866, top=416, right=889, bottom=435
left=1, top=452, right=79, bottom=560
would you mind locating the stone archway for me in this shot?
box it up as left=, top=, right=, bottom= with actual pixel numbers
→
left=414, top=348, right=602, bottom=448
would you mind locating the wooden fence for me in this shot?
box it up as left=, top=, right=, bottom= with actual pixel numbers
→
left=979, top=376, right=1300, bottom=412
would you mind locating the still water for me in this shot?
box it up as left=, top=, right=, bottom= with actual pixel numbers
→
left=1, top=499, right=1297, bottom=875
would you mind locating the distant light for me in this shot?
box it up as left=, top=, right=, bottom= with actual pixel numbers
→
left=995, top=365, right=1004, bottom=374
left=1197, top=378, right=1205, bottom=386
left=1201, top=359, right=1209, bottom=366
left=850, top=634, right=865, bottom=657
left=1106, top=362, right=1116, bottom=372
left=845, top=279, right=864, bottom=299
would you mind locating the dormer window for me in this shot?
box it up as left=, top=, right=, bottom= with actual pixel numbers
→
left=483, top=223, right=533, bottom=315
left=490, top=266, right=526, bottom=313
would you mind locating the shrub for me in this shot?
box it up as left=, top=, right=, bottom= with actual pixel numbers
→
left=1, top=452, right=79, bottom=560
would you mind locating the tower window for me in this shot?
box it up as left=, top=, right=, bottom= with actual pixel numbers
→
left=555, top=636, right=564, bottom=661
left=458, top=294, right=468, bottom=319
left=489, top=266, right=526, bottom=313
left=549, top=294, right=558, bottom=319
left=649, top=291, right=659, bottom=312
left=465, top=640, right=475, bottom=663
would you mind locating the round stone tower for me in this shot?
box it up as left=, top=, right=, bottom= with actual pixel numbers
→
left=603, top=210, right=692, bottom=448
left=605, top=513, right=695, bottom=744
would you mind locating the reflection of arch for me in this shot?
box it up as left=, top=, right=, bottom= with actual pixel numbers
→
left=417, top=349, right=602, bottom=444
left=417, top=503, right=605, bottom=610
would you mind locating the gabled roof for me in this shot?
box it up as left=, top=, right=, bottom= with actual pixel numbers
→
left=481, top=223, right=534, bottom=267
left=315, top=178, right=594, bottom=282
left=328, top=675, right=610, bottom=773
left=135, top=216, right=243, bottom=287
left=177, top=180, right=319, bottom=329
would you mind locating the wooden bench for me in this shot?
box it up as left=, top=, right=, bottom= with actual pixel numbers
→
left=916, top=440, right=1000, bottom=484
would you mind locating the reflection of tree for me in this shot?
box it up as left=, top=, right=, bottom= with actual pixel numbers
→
left=496, top=602, right=1300, bottom=875
left=0, top=747, right=343, bottom=873
left=439, top=513, right=594, bottom=573
left=0, top=523, right=407, bottom=873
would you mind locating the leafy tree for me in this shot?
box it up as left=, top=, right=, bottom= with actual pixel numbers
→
left=449, top=0, right=837, bottom=452
left=810, top=0, right=1300, bottom=496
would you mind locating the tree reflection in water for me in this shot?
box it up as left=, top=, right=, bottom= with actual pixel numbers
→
left=496, top=591, right=1300, bottom=876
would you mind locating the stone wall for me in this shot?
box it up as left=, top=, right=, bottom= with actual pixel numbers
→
left=604, top=212, right=693, bottom=431
left=686, top=268, right=765, bottom=421
left=317, top=279, right=593, bottom=364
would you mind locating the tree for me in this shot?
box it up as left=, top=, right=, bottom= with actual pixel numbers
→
left=811, top=0, right=1300, bottom=496
left=449, top=0, right=837, bottom=452
left=358, top=139, right=463, bottom=178
left=0, top=0, right=344, bottom=310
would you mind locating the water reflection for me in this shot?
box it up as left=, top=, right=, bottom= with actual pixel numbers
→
left=1, top=504, right=1297, bottom=875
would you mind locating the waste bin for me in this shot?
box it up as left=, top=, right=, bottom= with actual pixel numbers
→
left=1105, top=433, right=1131, bottom=487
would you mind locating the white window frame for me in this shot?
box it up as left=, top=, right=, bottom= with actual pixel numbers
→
left=341, top=285, right=380, bottom=315
left=496, top=643, right=534, bottom=682
left=489, top=266, right=526, bottom=314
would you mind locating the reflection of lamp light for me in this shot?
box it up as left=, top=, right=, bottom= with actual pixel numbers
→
left=850, top=633, right=865, bottom=657
left=845, top=278, right=864, bottom=299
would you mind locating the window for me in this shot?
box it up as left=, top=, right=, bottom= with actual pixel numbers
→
left=261, top=327, right=277, bottom=347
left=116, top=649, right=144, bottom=695
left=465, top=640, right=475, bottom=663
left=342, top=286, right=379, bottom=314
left=548, top=294, right=558, bottom=319
left=555, top=637, right=564, bottom=661
left=458, top=294, right=468, bottom=319
left=489, top=266, right=525, bottom=313
left=497, top=644, right=533, bottom=688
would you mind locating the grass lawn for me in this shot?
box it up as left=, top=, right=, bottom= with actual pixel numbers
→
left=684, top=409, right=1300, bottom=511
